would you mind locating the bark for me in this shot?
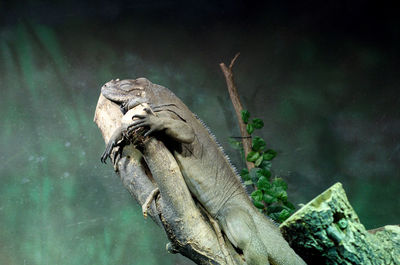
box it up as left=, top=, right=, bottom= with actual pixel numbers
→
left=94, top=94, right=245, bottom=265
left=280, top=182, right=400, bottom=265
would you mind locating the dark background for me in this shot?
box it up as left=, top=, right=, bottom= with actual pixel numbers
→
left=1, top=1, right=399, bottom=264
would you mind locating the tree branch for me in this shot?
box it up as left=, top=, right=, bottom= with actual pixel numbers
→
left=219, top=53, right=253, bottom=172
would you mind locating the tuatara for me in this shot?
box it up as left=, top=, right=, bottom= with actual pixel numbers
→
left=100, top=77, right=306, bottom=265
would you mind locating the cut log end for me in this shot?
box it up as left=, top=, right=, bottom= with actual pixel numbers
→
left=280, top=182, right=400, bottom=264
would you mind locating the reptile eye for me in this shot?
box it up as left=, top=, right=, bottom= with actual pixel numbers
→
left=120, top=83, right=132, bottom=91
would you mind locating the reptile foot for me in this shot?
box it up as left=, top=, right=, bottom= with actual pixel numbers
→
left=101, top=140, right=116, bottom=164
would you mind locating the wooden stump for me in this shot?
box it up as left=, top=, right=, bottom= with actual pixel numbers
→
left=280, top=182, right=400, bottom=265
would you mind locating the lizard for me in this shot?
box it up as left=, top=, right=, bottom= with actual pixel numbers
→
left=100, top=77, right=306, bottom=265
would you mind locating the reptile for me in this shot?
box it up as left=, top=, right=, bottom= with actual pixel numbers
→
left=100, top=77, right=306, bottom=265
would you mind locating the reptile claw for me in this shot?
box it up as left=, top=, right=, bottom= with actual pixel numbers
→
left=131, top=114, right=146, bottom=119
left=113, top=146, right=124, bottom=167
left=144, top=127, right=156, bottom=137
left=100, top=151, right=109, bottom=164
left=127, top=122, right=149, bottom=134
left=101, top=141, right=116, bottom=164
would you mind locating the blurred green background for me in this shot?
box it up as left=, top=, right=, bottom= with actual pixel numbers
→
left=0, top=1, right=399, bottom=264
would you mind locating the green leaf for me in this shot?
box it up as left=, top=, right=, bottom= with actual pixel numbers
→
left=276, top=189, right=288, bottom=201
left=263, top=193, right=277, bottom=204
left=240, top=168, right=249, bottom=175
left=241, top=110, right=250, bottom=124
left=252, top=118, right=264, bottom=129
left=259, top=160, right=272, bottom=171
left=244, top=180, right=253, bottom=185
left=246, top=151, right=260, bottom=162
left=239, top=168, right=250, bottom=181
left=273, top=178, right=288, bottom=191
left=263, top=149, right=277, bottom=161
left=265, top=186, right=281, bottom=199
left=283, top=200, right=295, bottom=210
left=249, top=168, right=260, bottom=182
left=278, top=209, right=291, bottom=222
left=255, top=168, right=269, bottom=181
left=268, top=181, right=287, bottom=201
left=252, top=136, right=266, bottom=152
left=257, top=168, right=271, bottom=179
left=268, top=213, right=280, bottom=222
left=253, top=200, right=265, bottom=209
left=251, top=190, right=263, bottom=201
left=264, top=189, right=276, bottom=198
left=246, top=123, right=254, bottom=134
left=228, top=137, right=242, bottom=150
left=257, top=176, right=271, bottom=191
left=267, top=205, right=284, bottom=214
left=254, top=155, right=263, bottom=167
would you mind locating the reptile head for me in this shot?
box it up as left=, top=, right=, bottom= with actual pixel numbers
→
left=101, top=77, right=181, bottom=115
left=101, top=78, right=150, bottom=104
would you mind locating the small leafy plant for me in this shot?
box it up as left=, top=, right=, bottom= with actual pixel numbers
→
left=230, top=110, right=295, bottom=223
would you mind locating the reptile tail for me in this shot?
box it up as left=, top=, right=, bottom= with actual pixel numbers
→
left=218, top=205, right=270, bottom=265
left=251, top=212, right=307, bottom=265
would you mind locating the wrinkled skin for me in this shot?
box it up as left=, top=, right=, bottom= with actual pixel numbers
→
left=101, top=78, right=306, bottom=265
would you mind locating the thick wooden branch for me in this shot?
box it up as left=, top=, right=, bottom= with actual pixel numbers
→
left=219, top=53, right=254, bottom=172
left=280, top=182, right=400, bottom=264
left=94, top=94, right=161, bottom=225
left=94, top=94, right=245, bottom=265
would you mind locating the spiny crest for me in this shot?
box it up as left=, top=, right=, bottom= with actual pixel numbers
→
left=192, top=113, right=243, bottom=182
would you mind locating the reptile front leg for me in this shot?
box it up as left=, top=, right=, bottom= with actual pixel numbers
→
left=102, top=104, right=193, bottom=164
left=127, top=108, right=195, bottom=144
left=100, top=126, right=125, bottom=164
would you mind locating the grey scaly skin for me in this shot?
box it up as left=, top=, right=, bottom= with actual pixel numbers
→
left=100, top=78, right=306, bottom=265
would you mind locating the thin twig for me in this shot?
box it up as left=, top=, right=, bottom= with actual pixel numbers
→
left=229, top=52, right=241, bottom=69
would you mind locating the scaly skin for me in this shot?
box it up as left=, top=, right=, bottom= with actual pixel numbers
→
left=101, top=78, right=306, bottom=265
